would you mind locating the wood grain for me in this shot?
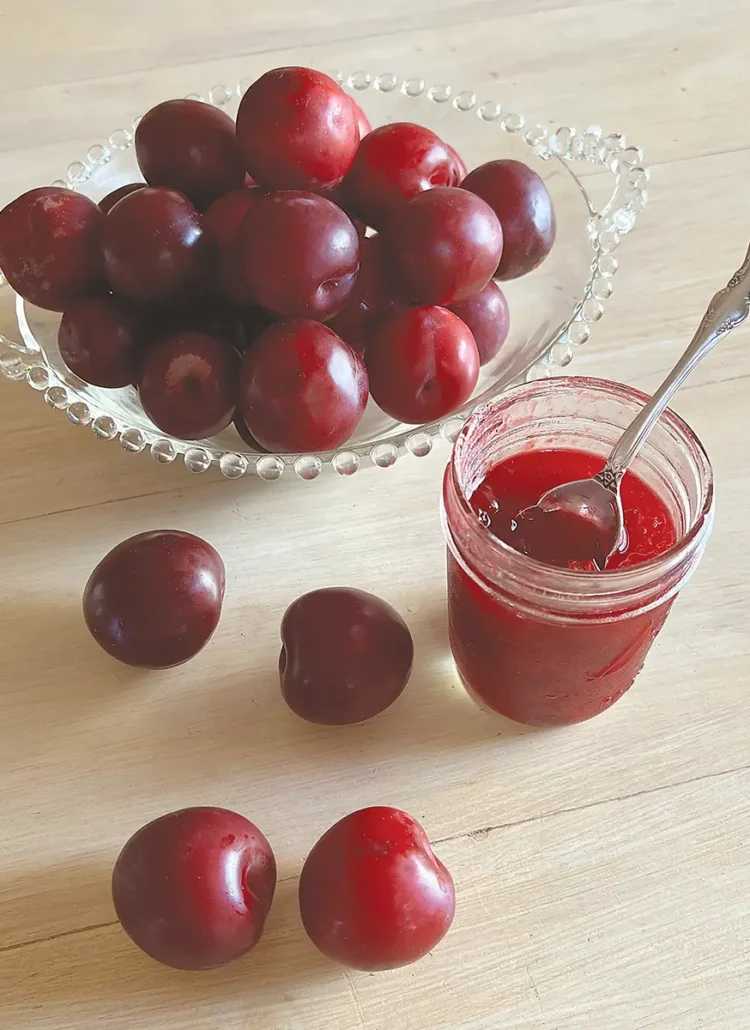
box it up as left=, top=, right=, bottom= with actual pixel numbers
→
left=2, top=774, right=748, bottom=1029
left=0, top=1, right=748, bottom=1027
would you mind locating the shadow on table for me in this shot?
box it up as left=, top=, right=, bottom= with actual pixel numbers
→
left=0, top=872, right=340, bottom=1024
left=0, top=591, right=150, bottom=695
left=0, top=592, right=154, bottom=775
left=113, top=592, right=546, bottom=839
left=0, top=858, right=115, bottom=955
left=206, top=591, right=538, bottom=767
left=0, top=583, right=545, bottom=851
left=0, top=372, right=280, bottom=528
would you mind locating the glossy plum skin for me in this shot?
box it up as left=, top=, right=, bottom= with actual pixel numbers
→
left=204, top=189, right=260, bottom=252
left=139, top=332, right=239, bottom=440
left=461, top=159, right=556, bottom=279
left=342, top=122, right=454, bottom=230
left=240, top=305, right=276, bottom=352
left=450, top=280, right=510, bottom=366
left=299, top=807, right=455, bottom=971
left=384, top=187, right=503, bottom=306
left=349, top=96, right=371, bottom=140
left=233, top=412, right=267, bottom=450
left=139, top=297, right=252, bottom=355
left=203, top=187, right=261, bottom=305
left=236, top=67, right=359, bottom=191
left=235, top=191, right=359, bottom=320
left=112, top=807, right=276, bottom=970
left=317, top=184, right=366, bottom=238
left=0, top=187, right=104, bottom=311
left=58, top=295, right=142, bottom=388
left=240, top=319, right=368, bottom=452
left=445, top=143, right=468, bottom=185
left=136, top=100, right=245, bottom=209
left=102, top=187, right=207, bottom=306
left=83, top=530, right=225, bottom=669
left=280, top=588, right=414, bottom=725
left=99, top=182, right=147, bottom=214
left=183, top=304, right=249, bottom=355
left=367, top=306, right=479, bottom=424
left=328, top=234, right=403, bottom=353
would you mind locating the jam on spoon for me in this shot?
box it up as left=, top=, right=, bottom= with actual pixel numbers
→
left=471, top=448, right=676, bottom=572
left=512, top=240, right=750, bottom=569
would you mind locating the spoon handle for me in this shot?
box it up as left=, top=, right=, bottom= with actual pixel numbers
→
left=604, top=240, right=750, bottom=480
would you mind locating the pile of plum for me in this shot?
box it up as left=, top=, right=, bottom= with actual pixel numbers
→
left=86, top=528, right=452, bottom=973
left=0, top=66, right=555, bottom=452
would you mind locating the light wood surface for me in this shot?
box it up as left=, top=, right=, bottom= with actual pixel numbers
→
left=1, top=3, right=749, bottom=1028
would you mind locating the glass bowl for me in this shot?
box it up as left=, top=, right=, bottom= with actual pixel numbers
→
left=0, top=70, right=649, bottom=482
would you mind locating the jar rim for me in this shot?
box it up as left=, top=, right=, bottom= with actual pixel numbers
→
left=448, top=376, right=714, bottom=611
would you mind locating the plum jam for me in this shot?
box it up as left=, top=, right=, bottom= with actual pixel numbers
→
left=442, top=378, right=714, bottom=727
left=472, top=449, right=677, bottom=571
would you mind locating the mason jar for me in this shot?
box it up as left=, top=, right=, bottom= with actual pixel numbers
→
left=442, top=377, right=714, bottom=727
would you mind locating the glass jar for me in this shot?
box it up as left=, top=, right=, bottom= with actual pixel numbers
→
left=442, top=377, right=714, bottom=727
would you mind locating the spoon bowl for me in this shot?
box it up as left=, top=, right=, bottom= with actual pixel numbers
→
left=515, top=240, right=750, bottom=569
left=513, top=471, right=623, bottom=570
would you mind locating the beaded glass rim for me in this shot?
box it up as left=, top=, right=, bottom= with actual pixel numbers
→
left=0, top=71, right=648, bottom=482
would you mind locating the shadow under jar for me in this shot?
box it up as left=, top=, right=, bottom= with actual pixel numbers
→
left=442, top=377, right=714, bottom=727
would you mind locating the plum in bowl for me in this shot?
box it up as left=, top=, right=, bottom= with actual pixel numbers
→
left=0, top=71, right=648, bottom=482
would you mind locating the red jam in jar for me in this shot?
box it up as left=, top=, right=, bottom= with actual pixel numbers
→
left=472, top=448, right=677, bottom=571
left=442, top=378, right=714, bottom=727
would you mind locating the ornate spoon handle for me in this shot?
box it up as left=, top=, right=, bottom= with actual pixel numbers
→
left=600, top=241, right=750, bottom=485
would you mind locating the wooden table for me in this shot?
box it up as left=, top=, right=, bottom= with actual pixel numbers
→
left=1, top=2, right=748, bottom=1027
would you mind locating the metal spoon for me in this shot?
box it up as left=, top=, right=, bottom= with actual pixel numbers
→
left=512, top=241, right=750, bottom=570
